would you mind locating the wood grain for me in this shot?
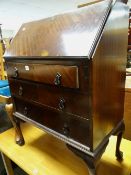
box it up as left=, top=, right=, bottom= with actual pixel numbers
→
left=4, top=0, right=112, bottom=58
left=7, top=62, right=79, bottom=89
left=5, top=104, right=25, bottom=146
left=92, top=1, right=128, bottom=149
left=4, top=0, right=129, bottom=165
left=9, top=78, right=90, bottom=119
left=14, top=97, right=91, bottom=147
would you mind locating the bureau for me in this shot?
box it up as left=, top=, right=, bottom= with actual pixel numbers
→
left=4, top=0, right=128, bottom=174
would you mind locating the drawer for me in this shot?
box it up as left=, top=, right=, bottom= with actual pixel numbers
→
left=9, top=79, right=90, bottom=119
left=14, top=98, right=91, bottom=147
left=7, top=62, right=79, bottom=89
left=7, top=62, right=34, bottom=80
left=38, top=84, right=90, bottom=119
left=34, top=64, right=79, bottom=89
left=9, top=79, right=38, bottom=101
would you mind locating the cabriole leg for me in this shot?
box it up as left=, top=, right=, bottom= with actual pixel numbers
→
left=5, top=104, right=25, bottom=146
left=115, top=121, right=125, bottom=161
left=84, top=157, right=96, bottom=175
left=67, top=140, right=109, bottom=175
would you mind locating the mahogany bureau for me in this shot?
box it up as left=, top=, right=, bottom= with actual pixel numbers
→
left=4, top=0, right=128, bottom=174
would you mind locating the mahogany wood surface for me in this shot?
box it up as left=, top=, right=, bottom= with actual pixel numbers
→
left=9, top=78, right=90, bottom=119
left=5, top=0, right=128, bottom=151
left=4, top=0, right=112, bottom=58
left=6, top=59, right=91, bottom=92
left=5, top=104, right=25, bottom=146
left=14, top=97, right=91, bottom=147
left=4, top=0, right=129, bottom=174
left=92, top=1, right=128, bottom=149
left=7, top=62, right=79, bottom=88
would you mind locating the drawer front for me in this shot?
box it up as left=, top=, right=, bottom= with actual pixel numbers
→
left=14, top=97, right=90, bottom=147
left=34, top=64, right=79, bottom=89
left=38, top=84, right=90, bottom=119
left=7, top=62, right=79, bottom=89
left=7, top=62, right=34, bottom=80
left=9, top=79, right=38, bottom=101
left=9, top=79, right=90, bottom=119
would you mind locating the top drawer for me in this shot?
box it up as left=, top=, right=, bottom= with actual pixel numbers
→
left=7, top=62, right=79, bottom=89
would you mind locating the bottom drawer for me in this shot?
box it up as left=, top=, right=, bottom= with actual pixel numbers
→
left=14, top=98, right=91, bottom=148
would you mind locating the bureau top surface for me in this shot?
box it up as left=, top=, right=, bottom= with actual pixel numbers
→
left=4, top=0, right=112, bottom=59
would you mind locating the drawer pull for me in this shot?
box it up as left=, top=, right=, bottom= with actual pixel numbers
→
left=58, top=98, right=65, bottom=110
left=54, top=72, right=61, bottom=86
left=19, top=86, right=23, bottom=96
left=14, top=67, right=19, bottom=78
left=63, top=123, right=70, bottom=136
left=23, top=107, right=28, bottom=115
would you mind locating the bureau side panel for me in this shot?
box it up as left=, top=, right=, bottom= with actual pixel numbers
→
left=92, top=1, right=129, bottom=150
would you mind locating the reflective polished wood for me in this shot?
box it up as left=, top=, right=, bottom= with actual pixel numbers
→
left=4, top=0, right=129, bottom=174
left=5, top=0, right=112, bottom=58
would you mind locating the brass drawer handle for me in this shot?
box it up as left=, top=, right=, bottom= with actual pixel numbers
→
left=58, top=98, right=65, bottom=110
left=63, top=123, right=70, bottom=136
left=54, top=72, right=61, bottom=86
left=23, top=107, right=28, bottom=116
left=19, top=86, right=23, bottom=96
left=14, top=67, right=19, bottom=78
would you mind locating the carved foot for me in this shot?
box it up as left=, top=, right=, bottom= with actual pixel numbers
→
left=67, top=139, right=109, bottom=175
left=14, top=119, right=25, bottom=146
left=87, top=166, right=96, bottom=175
left=116, top=150, right=123, bottom=161
left=115, top=131, right=124, bottom=161
left=5, top=104, right=25, bottom=146
left=67, top=145, right=96, bottom=175
left=16, top=138, right=25, bottom=146
left=115, top=121, right=125, bottom=161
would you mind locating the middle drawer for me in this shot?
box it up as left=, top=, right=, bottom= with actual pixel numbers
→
left=9, top=79, right=90, bottom=119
